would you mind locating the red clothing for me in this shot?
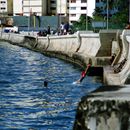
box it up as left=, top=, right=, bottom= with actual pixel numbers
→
left=81, top=71, right=86, bottom=78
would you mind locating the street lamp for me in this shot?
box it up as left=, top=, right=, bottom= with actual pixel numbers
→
left=129, top=0, right=130, bottom=23
left=107, top=0, right=109, bottom=30
left=60, top=0, right=62, bottom=27
left=86, top=0, right=88, bottom=30
left=28, top=0, right=30, bottom=34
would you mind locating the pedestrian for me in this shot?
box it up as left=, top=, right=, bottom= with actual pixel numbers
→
left=60, top=22, right=64, bottom=35
left=47, top=25, right=51, bottom=35
left=64, top=22, right=69, bottom=35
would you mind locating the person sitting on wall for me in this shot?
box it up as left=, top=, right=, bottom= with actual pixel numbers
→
left=75, top=64, right=91, bottom=84
left=125, top=22, right=130, bottom=29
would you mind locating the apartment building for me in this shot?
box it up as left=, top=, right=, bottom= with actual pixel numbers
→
left=13, top=0, right=23, bottom=16
left=0, top=0, right=13, bottom=15
left=57, top=0, right=67, bottom=16
left=0, top=0, right=7, bottom=14
left=47, top=0, right=57, bottom=15
left=12, top=0, right=90, bottom=23
left=7, top=0, right=13, bottom=15
left=22, top=0, right=47, bottom=16
left=68, top=0, right=88, bottom=23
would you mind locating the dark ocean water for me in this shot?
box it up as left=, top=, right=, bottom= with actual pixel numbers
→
left=0, top=42, right=102, bottom=130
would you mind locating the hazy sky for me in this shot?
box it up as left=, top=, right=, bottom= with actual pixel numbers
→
left=87, top=0, right=95, bottom=17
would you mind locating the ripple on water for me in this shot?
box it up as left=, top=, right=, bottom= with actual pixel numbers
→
left=0, top=42, right=102, bottom=130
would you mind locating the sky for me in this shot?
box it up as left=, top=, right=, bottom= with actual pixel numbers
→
left=87, top=0, right=95, bottom=17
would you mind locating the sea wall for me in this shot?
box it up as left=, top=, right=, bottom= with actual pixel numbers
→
left=73, top=85, right=130, bottom=130
left=0, top=31, right=112, bottom=69
left=73, top=30, right=130, bottom=130
left=104, top=30, right=130, bottom=85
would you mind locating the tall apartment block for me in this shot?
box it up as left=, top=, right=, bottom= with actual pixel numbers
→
left=12, top=0, right=89, bottom=23
left=0, top=0, right=7, bottom=14
left=69, top=0, right=87, bottom=23
left=0, top=0, right=13, bottom=16
left=13, top=0, right=23, bottom=16
left=22, top=0, right=47, bottom=16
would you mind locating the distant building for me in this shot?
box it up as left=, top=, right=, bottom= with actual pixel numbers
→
left=0, top=0, right=13, bottom=16
left=13, top=0, right=23, bottom=16
left=0, top=0, right=7, bottom=14
left=69, top=0, right=88, bottom=23
left=57, top=0, right=67, bottom=16
left=7, top=0, right=13, bottom=16
left=22, top=0, right=47, bottom=16
left=47, top=0, right=57, bottom=15
left=12, top=0, right=90, bottom=23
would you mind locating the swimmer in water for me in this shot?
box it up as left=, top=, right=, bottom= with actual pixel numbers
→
left=44, top=81, right=48, bottom=87
left=75, top=64, right=91, bottom=84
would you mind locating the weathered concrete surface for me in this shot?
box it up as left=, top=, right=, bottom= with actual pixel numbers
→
left=73, top=85, right=130, bottom=130
left=37, top=37, right=49, bottom=50
left=97, top=30, right=118, bottom=56
left=77, top=34, right=101, bottom=57
left=47, top=35, right=80, bottom=53
left=0, top=32, right=111, bottom=69
left=104, top=30, right=130, bottom=85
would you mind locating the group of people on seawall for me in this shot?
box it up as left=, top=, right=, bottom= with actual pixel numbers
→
left=37, top=21, right=74, bottom=37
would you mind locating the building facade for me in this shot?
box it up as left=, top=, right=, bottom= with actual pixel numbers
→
left=22, top=0, right=47, bottom=16
left=0, top=0, right=13, bottom=16
left=0, top=0, right=7, bottom=14
left=12, top=0, right=89, bottom=23
left=13, top=0, right=23, bottom=16
left=69, top=0, right=87, bottom=22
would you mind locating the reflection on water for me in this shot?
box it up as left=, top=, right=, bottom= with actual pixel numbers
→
left=0, top=42, right=102, bottom=130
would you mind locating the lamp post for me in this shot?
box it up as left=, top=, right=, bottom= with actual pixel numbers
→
left=86, top=0, right=88, bottom=30
left=60, top=0, right=61, bottom=26
left=129, top=0, right=130, bottom=23
left=28, top=0, right=30, bottom=35
left=107, top=0, right=109, bottom=30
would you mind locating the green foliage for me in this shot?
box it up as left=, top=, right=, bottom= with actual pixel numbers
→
left=73, top=0, right=129, bottom=30
left=93, top=0, right=129, bottom=29
left=72, top=15, right=93, bottom=31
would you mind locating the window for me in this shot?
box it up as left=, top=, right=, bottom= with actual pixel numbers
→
left=81, top=7, right=86, bottom=10
left=70, top=14, right=76, bottom=17
left=81, top=0, right=86, bottom=3
left=1, top=7, right=6, bottom=10
left=50, top=7, right=56, bottom=10
left=96, top=0, right=100, bottom=3
left=70, top=7, right=76, bottom=10
left=50, top=1, right=56, bottom=4
left=1, top=1, right=6, bottom=3
left=70, top=0, right=76, bottom=3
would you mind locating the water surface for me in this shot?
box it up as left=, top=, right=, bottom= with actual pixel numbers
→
left=0, top=42, right=102, bottom=130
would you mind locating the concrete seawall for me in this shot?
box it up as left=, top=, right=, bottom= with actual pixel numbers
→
left=104, top=30, right=130, bottom=85
left=1, top=30, right=130, bottom=130
left=0, top=31, right=112, bottom=69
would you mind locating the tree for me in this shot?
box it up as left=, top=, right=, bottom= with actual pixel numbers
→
left=93, top=0, right=129, bottom=29
left=72, top=15, right=93, bottom=31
